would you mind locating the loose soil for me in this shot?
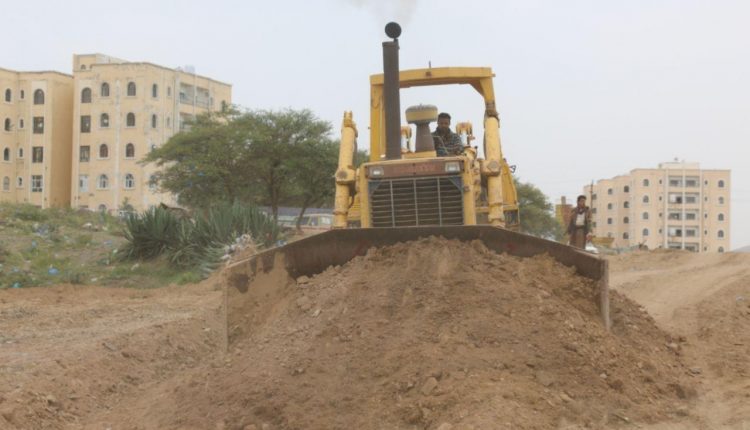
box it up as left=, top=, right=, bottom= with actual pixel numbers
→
left=2, top=238, right=742, bottom=429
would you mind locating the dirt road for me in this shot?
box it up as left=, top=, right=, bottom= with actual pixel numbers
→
left=610, top=250, right=750, bottom=429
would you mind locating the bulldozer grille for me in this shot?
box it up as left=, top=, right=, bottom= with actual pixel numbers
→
left=369, top=176, right=464, bottom=227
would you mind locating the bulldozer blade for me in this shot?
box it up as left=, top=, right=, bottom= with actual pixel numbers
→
left=223, top=226, right=609, bottom=344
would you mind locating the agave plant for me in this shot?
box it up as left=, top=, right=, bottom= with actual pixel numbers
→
left=120, top=207, right=185, bottom=260
left=122, top=202, right=280, bottom=272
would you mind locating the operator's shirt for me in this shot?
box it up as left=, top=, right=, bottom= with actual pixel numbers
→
left=432, top=131, right=464, bottom=156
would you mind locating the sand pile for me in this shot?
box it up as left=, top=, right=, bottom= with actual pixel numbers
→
left=123, top=237, right=696, bottom=430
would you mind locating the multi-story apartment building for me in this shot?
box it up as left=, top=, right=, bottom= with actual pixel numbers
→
left=1, top=68, right=73, bottom=208
left=584, top=161, right=730, bottom=252
left=70, top=54, right=232, bottom=213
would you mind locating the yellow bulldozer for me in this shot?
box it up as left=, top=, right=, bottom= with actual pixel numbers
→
left=224, top=23, right=610, bottom=342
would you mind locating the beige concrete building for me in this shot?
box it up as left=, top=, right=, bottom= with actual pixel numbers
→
left=70, top=54, right=232, bottom=213
left=1, top=68, right=73, bottom=208
left=584, top=161, right=731, bottom=252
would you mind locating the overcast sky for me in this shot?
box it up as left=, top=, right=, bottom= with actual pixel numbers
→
left=5, top=0, right=749, bottom=249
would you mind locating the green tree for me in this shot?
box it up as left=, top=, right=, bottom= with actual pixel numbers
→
left=143, top=108, right=254, bottom=207
left=287, top=138, right=339, bottom=228
left=144, top=108, right=336, bottom=219
left=237, top=109, right=332, bottom=220
left=515, top=178, right=565, bottom=241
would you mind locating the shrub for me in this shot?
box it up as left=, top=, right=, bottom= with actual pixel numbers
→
left=121, top=203, right=280, bottom=272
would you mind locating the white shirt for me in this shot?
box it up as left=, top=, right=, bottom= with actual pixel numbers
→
left=575, top=212, right=585, bottom=226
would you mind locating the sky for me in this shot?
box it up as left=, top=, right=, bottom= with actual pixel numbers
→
left=4, top=0, right=749, bottom=249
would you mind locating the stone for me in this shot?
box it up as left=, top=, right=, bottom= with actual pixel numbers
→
left=296, top=276, right=310, bottom=285
left=535, top=371, right=555, bottom=387
left=421, top=377, right=439, bottom=395
left=689, top=367, right=702, bottom=375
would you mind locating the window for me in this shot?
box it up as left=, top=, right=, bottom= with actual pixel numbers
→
left=149, top=174, right=157, bottom=191
left=80, top=145, right=90, bottom=162
left=32, top=147, right=43, bottom=163
left=33, top=89, right=44, bottom=104
left=685, top=195, right=697, bottom=204
left=669, top=179, right=682, bottom=187
left=99, top=144, right=109, bottom=158
left=167, top=86, right=172, bottom=97
left=97, top=174, right=109, bottom=189
left=718, top=180, right=725, bottom=188
left=685, top=179, right=698, bottom=187
left=17, top=148, right=23, bottom=158
left=31, top=175, right=42, bottom=192
left=98, top=204, right=107, bottom=213
left=3, top=89, right=10, bottom=102
left=623, top=216, right=629, bottom=224
left=643, top=195, right=649, bottom=203
left=124, top=173, right=135, bottom=189
left=2, top=176, right=8, bottom=191
left=668, top=194, right=683, bottom=204
left=19, top=90, right=24, bottom=99
left=101, top=82, right=110, bottom=97
left=624, top=186, right=630, bottom=193
left=718, top=213, right=724, bottom=221
left=686, top=212, right=697, bottom=220
left=607, top=218, right=612, bottom=225
left=718, top=230, right=724, bottom=238
left=668, top=212, right=681, bottom=220
left=125, top=143, right=135, bottom=158
left=79, top=175, right=89, bottom=192
left=2, top=147, right=8, bottom=161
left=80, top=65, right=87, bottom=70
left=623, top=232, right=629, bottom=239
left=642, top=228, right=649, bottom=236
left=33, top=117, right=44, bottom=134
left=607, top=203, right=613, bottom=210
left=18, top=118, right=24, bottom=129
left=126, top=113, right=135, bottom=127
left=127, top=82, right=136, bottom=96
left=643, top=179, right=650, bottom=187
left=591, top=193, right=597, bottom=200
left=3, top=118, right=10, bottom=131
left=100, top=113, right=109, bottom=128
left=166, top=117, right=171, bottom=127
left=686, top=229, right=697, bottom=237
left=624, top=201, right=630, bottom=208
left=81, top=115, right=91, bottom=133
left=81, top=88, right=92, bottom=103
left=151, top=114, right=157, bottom=128
left=17, top=176, right=23, bottom=188
left=152, top=84, right=158, bottom=98
left=718, top=247, right=725, bottom=253
left=607, top=188, right=613, bottom=195
left=719, top=197, right=725, bottom=205
left=642, top=212, right=649, bottom=220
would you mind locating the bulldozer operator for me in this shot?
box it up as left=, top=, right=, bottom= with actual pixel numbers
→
left=432, top=112, right=464, bottom=156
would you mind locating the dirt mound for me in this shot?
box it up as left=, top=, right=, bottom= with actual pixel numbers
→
left=104, top=237, right=695, bottom=430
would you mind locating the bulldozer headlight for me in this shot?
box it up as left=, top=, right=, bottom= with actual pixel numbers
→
left=445, top=161, right=461, bottom=173
left=369, top=166, right=385, bottom=177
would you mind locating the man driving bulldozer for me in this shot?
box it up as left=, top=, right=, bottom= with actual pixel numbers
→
left=432, top=112, right=464, bottom=156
